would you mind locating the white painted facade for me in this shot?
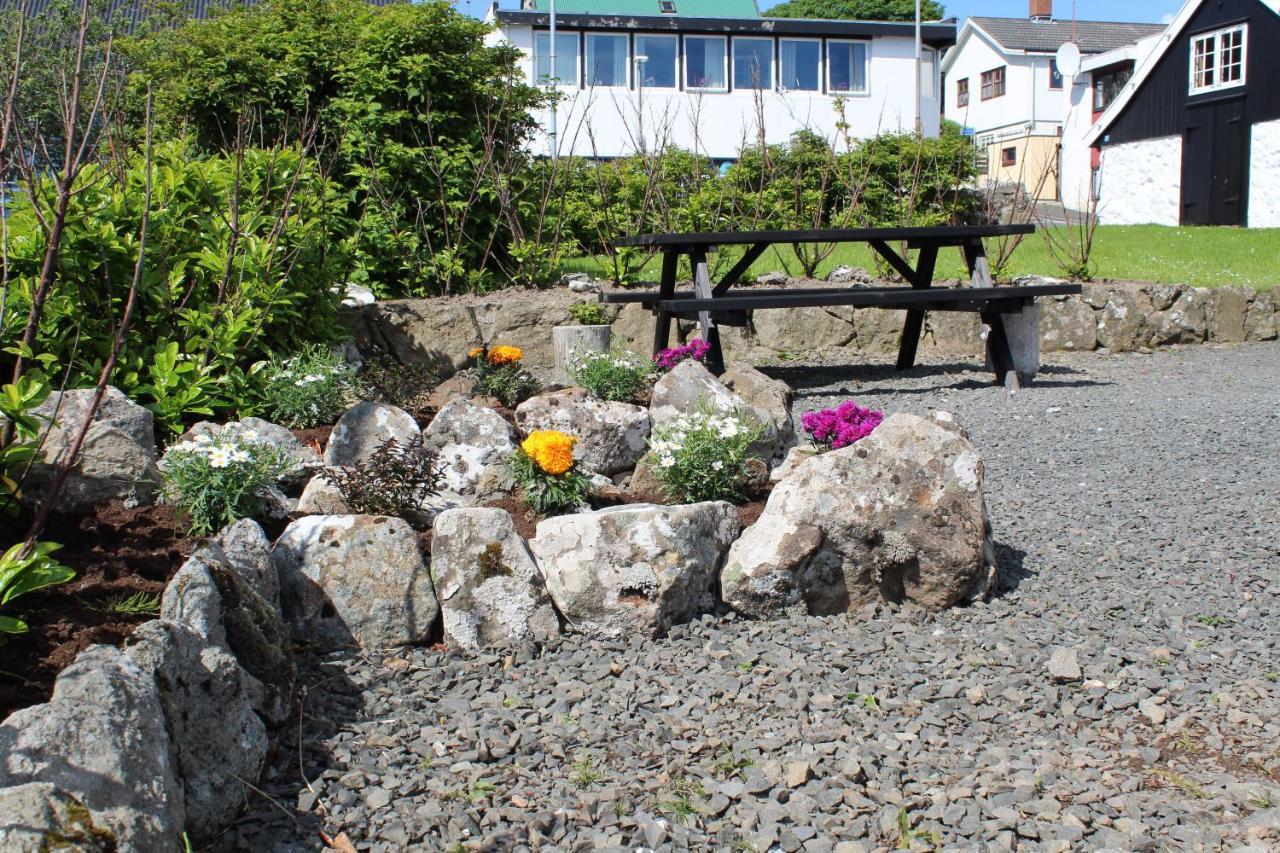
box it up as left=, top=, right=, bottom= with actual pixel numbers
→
left=490, top=21, right=943, bottom=159
left=1247, top=119, right=1280, bottom=228
left=943, top=26, right=1065, bottom=145
left=1096, top=135, right=1182, bottom=225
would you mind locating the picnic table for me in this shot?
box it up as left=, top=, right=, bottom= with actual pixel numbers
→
left=600, top=225, right=1082, bottom=387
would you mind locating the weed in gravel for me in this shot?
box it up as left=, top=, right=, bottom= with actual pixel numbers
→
left=1248, top=793, right=1274, bottom=809
left=712, top=752, right=754, bottom=780
left=894, top=807, right=940, bottom=849
left=1153, top=769, right=1208, bottom=799
left=570, top=753, right=604, bottom=787
left=1196, top=614, right=1227, bottom=627
left=847, top=692, right=881, bottom=712
left=1265, top=671, right=1277, bottom=682
left=658, top=778, right=706, bottom=823
left=1175, top=732, right=1203, bottom=754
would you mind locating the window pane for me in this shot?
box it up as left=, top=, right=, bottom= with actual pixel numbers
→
left=829, top=42, right=867, bottom=93
left=686, top=36, right=726, bottom=90
left=734, top=38, right=772, bottom=90
left=636, top=35, right=677, bottom=88
left=586, top=34, right=627, bottom=86
left=780, top=40, right=819, bottom=91
left=535, top=33, right=579, bottom=85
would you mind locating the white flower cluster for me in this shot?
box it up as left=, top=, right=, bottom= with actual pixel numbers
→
left=570, top=349, right=646, bottom=372
left=164, top=430, right=266, bottom=470
left=649, top=410, right=747, bottom=469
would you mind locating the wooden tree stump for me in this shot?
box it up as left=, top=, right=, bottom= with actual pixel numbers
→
left=553, top=325, right=611, bottom=386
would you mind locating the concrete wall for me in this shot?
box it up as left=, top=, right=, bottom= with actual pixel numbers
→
left=1248, top=118, right=1280, bottom=228
left=1097, top=135, right=1182, bottom=225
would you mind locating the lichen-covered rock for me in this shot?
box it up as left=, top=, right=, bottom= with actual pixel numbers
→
left=273, top=515, right=438, bottom=650
left=1096, top=286, right=1155, bottom=351
left=1244, top=289, right=1278, bottom=341
left=422, top=398, right=517, bottom=495
left=529, top=502, right=741, bottom=639
left=1149, top=286, right=1209, bottom=346
left=719, top=365, right=797, bottom=463
left=1040, top=295, right=1099, bottom=352
left=1207, top=285, right=1252, bottom=343
left=324, top=402, right=420, bottom=467
left=182, top=416, right=321, bottom=485
left=721, top=413, right=991, bottom=619
left=752, top=307, right=853, bottom=351
left=515, top=388, right=649, bottom=476
left=0, top=646, right=183, bottom=851
left=430, top=508, right=560, bottom=650
left=0, top=783, right=116, bottom=852
left=213, top=518, right=278, bottom=606
left=296, top=468, right=352, bottom=515
left=24, top=386, right=158, bottom=511
left=650, top=360, right=781, bottom=460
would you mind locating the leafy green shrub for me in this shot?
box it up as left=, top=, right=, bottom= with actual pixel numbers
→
left=160, top=431, right=291, bottom=535
left=0, top=541, right=76, bottom=635
left=257, top=346, right=358, bottom=429
left=507, top=430, right=590, bottom=515
left=647, top=408, right=763, bottom=503
left=570, top=349, right=653, bottom=404
left=470, top=346, right=540, bottom=408
left=568, top=302, right=609, bottom=326
left=0, top=367, right=54, bottom=516
left=326, top=435, right=443, bottom=523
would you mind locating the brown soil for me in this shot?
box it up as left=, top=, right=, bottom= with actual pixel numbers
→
left=0, top=503, right=197, bottom=719
left=483, top=496, right=543, bottom=541
left=289, top=425, right=332, bottom=457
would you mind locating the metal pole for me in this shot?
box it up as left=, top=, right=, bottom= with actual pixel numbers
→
left=549, top=0, right=558, bottom=159
left=635, top=55, right=647, bottom=156
left=914, top=0, right=922, bottom=135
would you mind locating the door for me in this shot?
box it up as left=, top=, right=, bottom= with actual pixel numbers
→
left=1181, top=98, right=1249, bottom=226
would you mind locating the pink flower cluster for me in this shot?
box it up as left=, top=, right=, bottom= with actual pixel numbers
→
left=801, top=401, right=884, bottom=450
left=653, top=339, right=711, bottom=371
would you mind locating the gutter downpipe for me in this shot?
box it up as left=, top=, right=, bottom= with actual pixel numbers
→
left=549, top=0, right=558, bottom=159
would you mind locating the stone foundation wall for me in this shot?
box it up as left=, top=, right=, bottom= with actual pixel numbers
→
left=347, top=281, right=1278, bottom=377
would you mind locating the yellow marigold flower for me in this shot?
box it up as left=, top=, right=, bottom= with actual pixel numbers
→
left=468, top=346, right=485, bottom=359
left=521, top=430, right=576, bottom=475
left=487, top=345, right=524, bottom=366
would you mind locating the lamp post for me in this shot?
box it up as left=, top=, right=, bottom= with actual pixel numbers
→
left=634, top=54, right=648, bottom=155
left=914, top=0, right=922, bottom=135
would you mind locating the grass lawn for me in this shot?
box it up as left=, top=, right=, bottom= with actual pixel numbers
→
left=562, top=225, right=1279, bottom=288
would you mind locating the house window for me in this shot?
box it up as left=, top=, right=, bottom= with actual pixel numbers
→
left=956, top=77, right=969, bottom=107
left=686, top=36, right=727, bottom=91
left=1049, top=58, right=1063, bottom=89
left=779, top=39, right=820, bottom=91
left=828, top=40, right=869, bottom=95
left=534, top=32, right=580, bottom=87
left=1092, top=65, right=1132, bottom=111
left=1190, top=24, right=1247, bottom=94
left=585, top=33, right=628, bottom=87
left=733, top=37, right=773, bottom=90
left=1001, top=146, right=1017, bottom=167
left=658, top=0, right=676, bottom=11
left=981, top=66, right=1006, bottom=100
left=636, top=35, right=678, bottom=88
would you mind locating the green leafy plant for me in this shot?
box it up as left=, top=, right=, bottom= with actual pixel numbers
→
left=568, top=302, right=609, bottom=326
left=657, top=777, right=706, bottom=824
left=0, top=541, right=76, bottom=635
left=647, top=407, right=764, bottom=503
left=507, top=430, right=590, bottom=516
left=570, top=348, right=653, bottom=404
left=326, top=435, right=443, bottom=523
left=160, top=431, right=291, bottom=535
left=570, top=753, right=605, bottom=787
left=0, top=367, right=54, bottom=515
left=256, top=346, right=358, bottom=428
left=470, top=346, right=540, bottom=408
left=894, top=807, right=941, bottom=849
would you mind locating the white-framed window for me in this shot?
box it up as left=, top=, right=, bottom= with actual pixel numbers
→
left=685, top=35, right=728, bottom=91
left=1189, top=24, right=1247, bottom=95
left=733, top=37, right=773, bottom=90
left=779, top=38, right=821, bottom=92
left=534, top=32, right=580, bottom=87
left=586, top=33, right=628, bottom=87
left=827, top=40, right=869, bottom=95
left=636, top=34, right=678, bottom=88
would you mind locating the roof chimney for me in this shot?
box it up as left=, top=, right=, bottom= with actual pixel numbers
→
left=1030, top=0, right=1052, bottom=20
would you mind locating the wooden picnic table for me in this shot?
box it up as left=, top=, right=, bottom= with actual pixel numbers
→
left=601, top=224, right=1082, bottom=386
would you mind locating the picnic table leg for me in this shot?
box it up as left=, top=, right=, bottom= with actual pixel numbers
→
left=652, top=250, right=679, bottom=357
left=962, top=237, right=995, bottom=287
left=981, top=310, right=1020, bottom=390
left=892, top=245, right=938, bottom=372
left=691, top=247, right=725, bottom=374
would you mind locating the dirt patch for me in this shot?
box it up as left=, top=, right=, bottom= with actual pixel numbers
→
left=482, top=496, right=543, bottom=541
left=290, top=425, right=332, bottom=457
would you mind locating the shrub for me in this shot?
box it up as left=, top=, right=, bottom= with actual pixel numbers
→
left=160, top=430, right=291, bottom=535
left=647, top=408, right=763, bottom=503
left=507, top=430, right=590, bottom=515
left=470, top=345, right=540, bottom=408
left=568, top=302, right=609, bottom=326
left=362, top=358, right=440, bottom=416
left=0, top=541, right=76, bottom=635
left=256, top=346, right=358, bottom=429
left=0, top=368, right=54, bottom=517
left=571, top=349, right=653, bottom=404
left=326, top=435, right=443, bottom=522
left=654, top=340, right=711, bottom=372
left=801, top=402, right=884, bottom=451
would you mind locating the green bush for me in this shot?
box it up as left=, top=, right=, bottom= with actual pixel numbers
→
left=160, top=431, right=292, bottom=535
left=326, top=435, right=443, bottom=524
left=568, top=302, right=609, bottom=326
left=256, top=346, right=358, bottom=429
left=646, top=407, right=763, bottom=503
left=570, top=349, right=652, bottom=404
left=843, top=123, right=979, bottom=227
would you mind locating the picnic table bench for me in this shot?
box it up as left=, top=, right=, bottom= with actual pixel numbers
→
left=599, top=225, right=1082, bottom=387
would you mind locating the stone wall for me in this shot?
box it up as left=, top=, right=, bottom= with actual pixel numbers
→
left=347, top=281, right=1277, bottom=378
left=1098, top=135, right=1183, bottom=227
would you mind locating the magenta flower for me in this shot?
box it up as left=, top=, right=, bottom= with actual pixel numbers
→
left=801, top=401, right=884, bottom=451
left=654, top=339, right=711, bottom=371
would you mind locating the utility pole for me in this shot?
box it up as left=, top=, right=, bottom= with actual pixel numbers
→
left=549, top=0, right=558, bottom=159
left=914, top=0, right=922, bottom=135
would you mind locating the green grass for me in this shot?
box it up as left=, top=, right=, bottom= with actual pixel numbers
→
left=563, top=225, right=1280, bottom=288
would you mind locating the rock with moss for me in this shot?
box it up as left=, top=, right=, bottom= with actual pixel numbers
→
left=515, top=388, right=650, bottom=476
left=0, top=783, right=117, bottom=852
left=430, top=507, right=560, bottom=651
left=422, top=398, right=518, bottom=495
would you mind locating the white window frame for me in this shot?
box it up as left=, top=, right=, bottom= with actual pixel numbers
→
left=585, top=32, right=630, bottom=89
left=778, top=37, right=822, bottom=93
left=533, top=31, right=581, bottom=89
left=826, top=39, right=870, bottom=97
left=732, top=36, right=775, bottom=91
left=1189, top=23, right=1247, bottom=95
left=685, top=35, right=729, bottom=93
left=635, top=33, right=679, bottom=89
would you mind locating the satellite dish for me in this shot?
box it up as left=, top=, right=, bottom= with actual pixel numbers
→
left=1055, top=42, right=1082, bottom=78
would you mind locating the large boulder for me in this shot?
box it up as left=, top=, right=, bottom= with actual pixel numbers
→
left=719, top=365, right=797, bottom=463
left=515, top=388, right=649, bottom=476
left=357, top=299, right=482, bottom=376
left=1096, top=286, right=1154, bottom=352
left=422, top=398, right=517, bottom=495
left=296, top=468, right=352, bottom=515
left=721, top=413, right=991, bottom=619
left=650, top=360, right=781, bottom=460
left=0, top=646, right=184, bottom=851
left=323, top=401, right=419, bottom=467
left=430, top=508, right=561, bottom=651
left=125, top=620, right=267, bottom=842
left=273, top=515, right=439, bottom=650
left=25, top=386, right=158, bottom=511
left=182, top=417, right=322, bottom=486
left=529, top=502, right=741, bottom=639
left=0, top=783, right=116, bottom=852
left=213, top=518, right=279, bottom=607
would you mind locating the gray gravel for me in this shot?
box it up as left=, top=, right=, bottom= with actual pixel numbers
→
left=228, top=343, right=1280, bottom=852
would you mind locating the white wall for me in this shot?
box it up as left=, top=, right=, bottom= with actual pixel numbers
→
left=497, top=24, right=941, bottom=159
left=943, top=27, right=1064, bottom=140
left=1097, top=135, right=1182, bottom=225
left=1248, top=118, right=1280, bottom=228
left=1057, top=71, right=1095, bottom=211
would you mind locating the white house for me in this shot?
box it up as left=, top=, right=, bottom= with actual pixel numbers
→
left=940, top=0, right=1163, bottom=201
left=485, top=0, right=955, bottom=159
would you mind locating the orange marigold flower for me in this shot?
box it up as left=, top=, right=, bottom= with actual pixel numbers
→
left=468, top=346, right=485, bottom=359
left=487, top=345, right=524, bottom=366
left=521, top=429, right=576, bottom=475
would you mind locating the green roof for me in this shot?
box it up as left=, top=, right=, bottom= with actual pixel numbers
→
left=526, top=0, right=760, bottom=18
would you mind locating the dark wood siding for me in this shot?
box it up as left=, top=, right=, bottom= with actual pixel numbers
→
left=1101, top=0, right=1280, bottom=146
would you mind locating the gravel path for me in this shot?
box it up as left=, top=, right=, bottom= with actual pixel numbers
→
left=230, top=343, right=1280, bottom=853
